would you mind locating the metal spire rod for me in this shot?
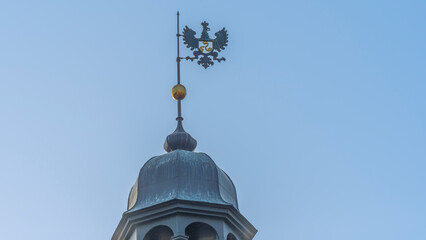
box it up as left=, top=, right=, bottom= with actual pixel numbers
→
left=176, top=11, right=182, bottom=121
left=165, top=12, right=227, bottom=153
left=164, top=12, right=196, bottom=152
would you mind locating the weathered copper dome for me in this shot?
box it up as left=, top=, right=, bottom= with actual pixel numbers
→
left=127, top=150, right=238, bottom=212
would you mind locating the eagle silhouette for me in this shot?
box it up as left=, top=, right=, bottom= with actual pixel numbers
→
left=182, top=21, right=228, bottom=68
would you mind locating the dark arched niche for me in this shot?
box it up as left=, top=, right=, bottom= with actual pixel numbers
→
left=226, top=233, right=237, bottom=240
left=185, top=222, right=218, bottom=240
left=143, top=225, right=174, bottom=240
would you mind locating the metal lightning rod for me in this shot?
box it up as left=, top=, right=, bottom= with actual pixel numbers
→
left=176, top=11, right=182, bottom=121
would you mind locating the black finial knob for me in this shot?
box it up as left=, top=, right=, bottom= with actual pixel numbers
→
left=164, top=118, right=197, bottom=152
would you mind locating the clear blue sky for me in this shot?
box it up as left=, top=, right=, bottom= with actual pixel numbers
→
left=1, top=1, right=425, bottom=239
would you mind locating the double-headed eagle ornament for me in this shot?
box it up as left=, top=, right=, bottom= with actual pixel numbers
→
left=182, top=21, right=228, bottom=69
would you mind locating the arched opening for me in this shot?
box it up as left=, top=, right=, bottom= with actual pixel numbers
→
left=185, top=222, right=218, bottom=240
left=143, top=225, right=174, bottom=240
left=226, top=233, right=237, bottom=240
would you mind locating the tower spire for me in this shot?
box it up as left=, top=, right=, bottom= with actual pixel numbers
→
left=113, top=13, right=257, bottom=240
left=163, top=12, right=197, bottom=152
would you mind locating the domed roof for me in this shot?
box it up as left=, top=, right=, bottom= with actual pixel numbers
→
left=127, top=150, right=238, bottom=212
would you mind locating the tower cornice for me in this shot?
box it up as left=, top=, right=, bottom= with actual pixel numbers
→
left=112, top=199, right=257, bottom=240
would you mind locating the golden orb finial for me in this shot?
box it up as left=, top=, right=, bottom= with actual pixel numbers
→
left=172, top=84, right=186, bottom=100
